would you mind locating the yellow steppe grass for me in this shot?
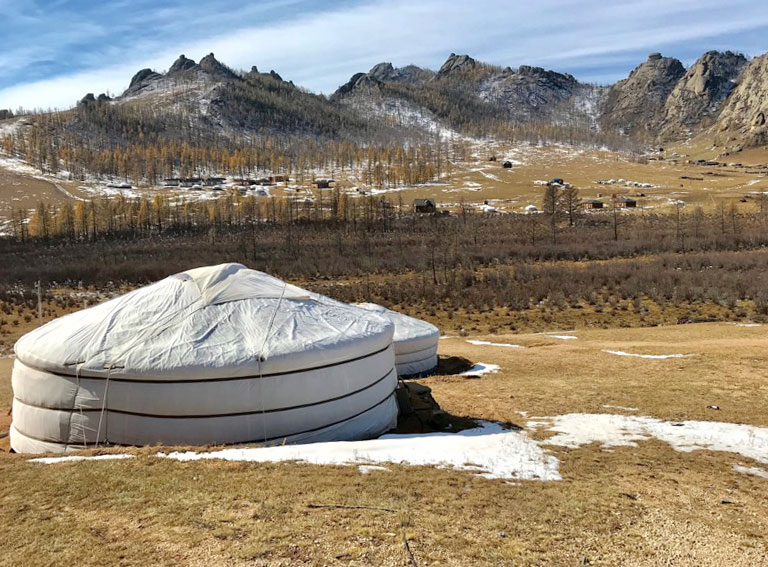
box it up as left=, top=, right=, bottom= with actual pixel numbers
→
left=3, top=140, right=768, bottom=222
left=0, top=322, right=767, bottom=565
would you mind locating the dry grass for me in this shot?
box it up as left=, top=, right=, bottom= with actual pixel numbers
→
left=351, top=142, right=768, bottom=213
left=1, top=322, right=767, bottom=565
left=3, top=140, right=767, bottom=225
left=0, top=167, right=75, bottom=218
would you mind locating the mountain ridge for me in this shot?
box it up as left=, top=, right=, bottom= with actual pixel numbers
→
left=14, top=49, right=768, bottom=152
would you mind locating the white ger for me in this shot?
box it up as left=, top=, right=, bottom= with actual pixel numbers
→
left=353, top=303, right=439, bottom=377
left=11, top=264, right=398, bottom=454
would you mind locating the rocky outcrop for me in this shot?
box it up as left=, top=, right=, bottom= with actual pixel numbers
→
left=715, top=53, right=768, bottom=149
left=124, top=68, right=163, bottom=96
left=367, top=62, right=434, bottom=84
left=129, top=68, right=162, bottom=88
left=600, top=53, right=685, bottom=139
left=659, top=51, right=747, bottom=140
left=436, top=53, right=477, bottom=77
left=479, top=65, right=586, bottom=120
left=199, top=53, right=237, bottom=80
left=121, top=53, right=244, bottom=100
left=334, top=62, right=434, bottom=97
left=79, top=93, right=96, bottom=105
left=334, top=72, right=368, bottom=96
left=167, top=54, right=199, bottom=75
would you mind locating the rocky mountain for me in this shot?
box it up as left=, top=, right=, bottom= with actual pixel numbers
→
left=336, top=50, right=754, bottom=145
left=122, top=53, right=237, bottom=98
left=69, top=53, right=377, bottom=143
left=335, top=62, right=433, bottom=96
left=474, top=64, right=601, bottom=125
left=36, top=49, right=768, bottom=152
left=333, top=54, right=607, bottom=141
left=659, top=51, right=747, bottom=140
left=715, top=53, right=768, bottom=149
left=599, top=53, right=685, bottom=140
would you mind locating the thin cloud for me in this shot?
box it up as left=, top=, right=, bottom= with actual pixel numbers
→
left=1, top=0, right=767, bottom=109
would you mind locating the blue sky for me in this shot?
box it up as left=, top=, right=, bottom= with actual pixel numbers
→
left=1, top=0, right=767, bottom=110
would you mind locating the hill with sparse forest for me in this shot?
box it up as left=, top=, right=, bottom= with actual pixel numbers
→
left=1, top=49, right=767, bottom=183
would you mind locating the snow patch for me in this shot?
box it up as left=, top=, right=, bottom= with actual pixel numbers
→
left=466, top=340, right=523, bottom=348
left=547, top=335, right=577, bottom=340
left=358, top=465, right=390, bottom=474
left=459, top=363, right=500, bottom=376
left=162, top=421, right=560, bottom=480
left=603, top=404, right=639, bottom=412
left=602, top=350, right=692, bottom=359
left=733, top=465, right=768, bottom=479
left=534, top=414, right=768, bottom=465
left=31, top=454, right=135, bottom=465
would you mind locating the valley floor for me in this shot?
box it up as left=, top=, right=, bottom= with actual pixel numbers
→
left=1, top=138, right=768, bottom=565
left=1, top=321, right=767, bottom=566
left=2, top=137, right=768, bottom=232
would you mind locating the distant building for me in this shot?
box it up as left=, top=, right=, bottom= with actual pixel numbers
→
left=582, top=199, right=604, bottom=210
left=413, top=198, right=437, bottom=214
left=614, top=196, right=637, bottom=208
left=313, top=179, right=333, bottom=189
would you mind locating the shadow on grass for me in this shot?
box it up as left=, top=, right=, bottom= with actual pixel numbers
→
left=394, top=355, right=521, bottom=435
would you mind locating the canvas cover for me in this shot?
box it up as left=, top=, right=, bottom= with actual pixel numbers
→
left=11, top=264, right=399, bottom=453
left=353, top=303, right=439, bottom=377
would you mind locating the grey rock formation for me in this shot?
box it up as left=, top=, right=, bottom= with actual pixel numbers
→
left=199, top=53, right=237, bottom=79
left=367, top=62, right=434, bottom=84
left=129, top=68, right=162, bottom=88
left=168, top=54, right=199, bottom=74
left=715, top=53, right=768, bottom=148
left=601, top=54, right=685, bottom=139
left=437, top=53, right=477, bottom=76
left=124, top=68, right=163, bottom=96
left=480, top=65, right=585, bottom=119
left=333, top=61, right=433, bottom=99
left=659, top=51, right=747, bottom=140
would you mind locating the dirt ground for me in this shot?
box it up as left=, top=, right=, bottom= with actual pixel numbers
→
left=1, top=321, right=766, bottom=566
